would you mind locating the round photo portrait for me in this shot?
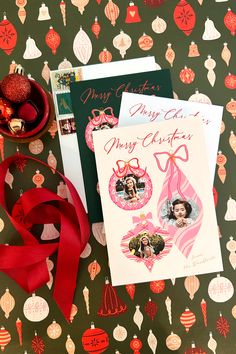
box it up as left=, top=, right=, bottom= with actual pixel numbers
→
left=128, top=231, right=165, bottom=259
left=109, top=172, right=152, bottom=210
left=160, top=196, right=200, bottom=228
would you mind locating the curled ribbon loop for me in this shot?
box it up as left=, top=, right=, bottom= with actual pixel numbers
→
left=89, top=107, right=115, bottom=127
left=0, top=153, right=90, bottom=322
left=113, top=158, right=146, bottom=178
left=154, top=144, right=189, bottom=200
left=132, top=212, right=153, bottom=224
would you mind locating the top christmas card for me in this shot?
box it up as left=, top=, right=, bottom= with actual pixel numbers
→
left=119, top=92, right=223, bottom=183
left=93, top=118, right=223, bottom=286
left=70, top=69, right=173, bottom=223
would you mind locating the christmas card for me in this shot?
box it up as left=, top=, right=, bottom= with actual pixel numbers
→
left=50, top=56, right=157, bottom=211
left=93, top=118, right=223, bottom=286
left=118, top=92, right=223, bottom=183
left=70, top=69, right=173, bottom=223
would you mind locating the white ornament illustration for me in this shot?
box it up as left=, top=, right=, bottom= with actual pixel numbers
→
left=204, top=55, right=216, bottom=87
left=133, top=305, right=143, bottom=330
left=202, top=18, right=221, bottom=40
left=225, top=196, right=236, bottom=221
left=23, top=36, right=42, bottom=59
left=113, top=324, right=127, bottom=341
left=73, top=27, right=92, bottom=64
left=208, top=274, right=234, bottom=303
left=147, top=329, right=157, bottom=354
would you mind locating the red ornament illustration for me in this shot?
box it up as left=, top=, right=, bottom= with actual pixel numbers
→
left=45, top=26, right=61, bottom=54
left=213, top=187, right=218, bottom=207
left=0, top=14, right=17, bottom=55
left=145, top=298, right=158, bottom=320
left=0, top=327, right=11, bottom=351
left=91, top=16, right=101, bottom=39
left=16, top=318, right=23, bottom=346
left=200, top=299, right=207, bottom=327
left=184, top=341, right=207, bottom=354
left=82, top=323, right=109, bottom=354
left=224, top=8, right=236, bottom=36
left=104, top=0, right=120, bottom=26
left=173, top=0, right=196, bottom=36
left=224, top=73, right=236, bottom=90
left=138, top=33, right=153, bottom=51
left=179, top=66, right=195, bottom=84
left=99, top=48, right=112, bottom=63
left=88, top=259, right=101, bottom=280
left=180, top=308, right=196, bottom=332
left=97, top=0, right=102, bottom=3
left=125, top=2, right=141, bottom=23
left=216, top=312, right=230, bottom=338
left=150, top=280, right=165, bottom=293
left=97, top=278, right=127, bottom=316
left=130, top=335, right=143, bottom=353
left=0, top=134, right=4, bottom=161
left=125, top=284, right=136, bottom=300
left=143, top=0, right=165, bottom=6
left=32, top=332, right=45, bottom=354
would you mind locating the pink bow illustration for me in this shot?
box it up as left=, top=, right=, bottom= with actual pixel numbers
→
left=132, top=212, right=153, bottom=225
left=154, top=144, right=189, bottom=200
left=113, top=158, right=146, bottom=178
left=89, top=107, right=115, bottom=126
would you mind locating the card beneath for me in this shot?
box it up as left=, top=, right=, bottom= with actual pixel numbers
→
left=93, top=118, right=223, bottom=286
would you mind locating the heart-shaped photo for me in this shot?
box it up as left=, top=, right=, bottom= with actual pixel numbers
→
left=120, top=213, right=173, bottom=271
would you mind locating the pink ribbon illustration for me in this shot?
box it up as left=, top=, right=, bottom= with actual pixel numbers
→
left=154, top=144, right=189, bottom=201
left=113, top=158, right=146, bottom=178
left=89, top=107, right=115, bottom=126
left=132, top=212, right=153, bottom=224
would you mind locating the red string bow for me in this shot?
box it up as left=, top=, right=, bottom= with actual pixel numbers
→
left=0, top=153, right=90, bottom=321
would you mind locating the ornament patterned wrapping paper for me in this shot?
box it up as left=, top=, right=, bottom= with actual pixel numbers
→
left=0, top=0, right=236, bottom=353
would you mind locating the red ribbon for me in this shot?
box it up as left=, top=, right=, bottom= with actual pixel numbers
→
left=154, top=144, right=189, bottom=200
left=0, top=153, right=90, bottom=322
left=113, top=158, right=146, bottom=178
left=89, top=107, right=115, bottom=126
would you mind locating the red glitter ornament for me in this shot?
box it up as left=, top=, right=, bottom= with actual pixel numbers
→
left=216, top=312, right=230, bottom=338
left=1, top=73, right=31, bottom=103
left=125, top=284, right=136, bottom=300
left=224, top=8, right=236, bottom=36
left=224, top=73, right=236, bottom=90
left=32, top=332, right=45, bottom=354
left=144, top=298, right=158, bottom=320
left=0, top=97, right=14, bottom=124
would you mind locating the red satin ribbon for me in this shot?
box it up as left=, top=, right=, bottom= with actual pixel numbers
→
left=0, top=153, right=90, bottom=321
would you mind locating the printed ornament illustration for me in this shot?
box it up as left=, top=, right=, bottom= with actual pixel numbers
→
left=85, top=107, right=118, bottom=151
left=188, top=41, right=200, bottom=57
left=133, top=305, right=143, bottom=330
left=180, top=307, right=196, bottom=332
left=71, top=0, right=89, bottom=14
left=166, top=332, right=181, bottom=351
left=188, top=89, right=211, bottom=104
left=150, top=279, right=165, bottom=293
left=221, top=43, right=231, bottom=66
left=179, top=66, right=195, bottom=84
left=144, top=0, right=166, bottom=6
left=16, top=0, right=27, bottom=24
left=65, top=335, right=75, bottom=354
left=32, top=332, right=45, bottom=354
left=0, top=288, right=15, bottom=318
left=173, top=0, right=196, bottom=36
left=184, top=275, right=200, bottom=300
left=47, top=320, right=62, bottom=339
left=224, top=8, right=236, bottom=36
left=155, top=144, right=203, bottom=257
left=0, top=327, right=11, bottom=351
left=113, top=30, right=132, bottom=58
left=138, top=33, right=153, bottom=51
left=126, top=284, right=136, bottom=299
left=104, top=0, right=120, bottom=26
left=73, top=27, right=92, bottom=65
left=208, top=331, right=217, bottom=354
left=91, top=17, right=101, bottom=39
left=82, top=322, right=109, bottom=354
left=113, top=324, right=127, bottom=341
left=97, top=277, right=127, bottom=317
left=109, top=159, right=152, bottom=210
left=70, top=304, right=78, bottom=323
left=16, top=318, right=22, bottom=346
left=224, top=73, right=236, bottom=90
left=0, top=13, right=17, bottom=55
left=226, top=99, right=236, bottom=119
left=147, top=330, right=157, bottom=354
left=121, top=212, right=172, bottom=271
left=202, top=18, right=221, bottom=40
left=152, top=15, right=167, bottom=33
left=92, top=222, right=107, bottom=246
left=99, top=48, right=112, bottom=63
left=88, top=259, right=101, bottom=280
left=165, top=43, right=175, bottom=67
left=38, top=3, right=51, bottom=20
left=229, top=131, right=236, bottom=154
left=145, top=298, right=158, bottom=320
left=204, top=55, right=216, bottom=87
left=125, top=2, right=141, bottom=23
left=41, top=61, right=50, bottom=85
left=226, top=236, right=236, bottom=269
left=201, top=299, right=207, bottom=327
left=130, top=335, right=143, bottom=353
left=23, top=36, right=42, bottom=59
left=60, top=0, right=66, bottom=26
left=216, top=312, right=230, bottom=338
left=165, top=296, right=172, bottom=324
left=224, top=196, right=236, bottom=220
left=45, top=26, right=61, bottom=55
left=184, top=341, right=207, bottom=354
left=23, top=293, right=49, bottom=322
left=208, top=274, right=234, bottom=303
left=216, top=151, right=227, bottom=184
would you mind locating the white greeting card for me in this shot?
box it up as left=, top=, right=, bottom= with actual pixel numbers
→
left=50, top=57, right=157, bottom=210
left=93, top=118, right=223, bottom=286
left=118, top=92, right=223, bottom=183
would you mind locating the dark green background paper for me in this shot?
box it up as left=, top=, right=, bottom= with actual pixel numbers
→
left=70, top=69, right=173, bottom=223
